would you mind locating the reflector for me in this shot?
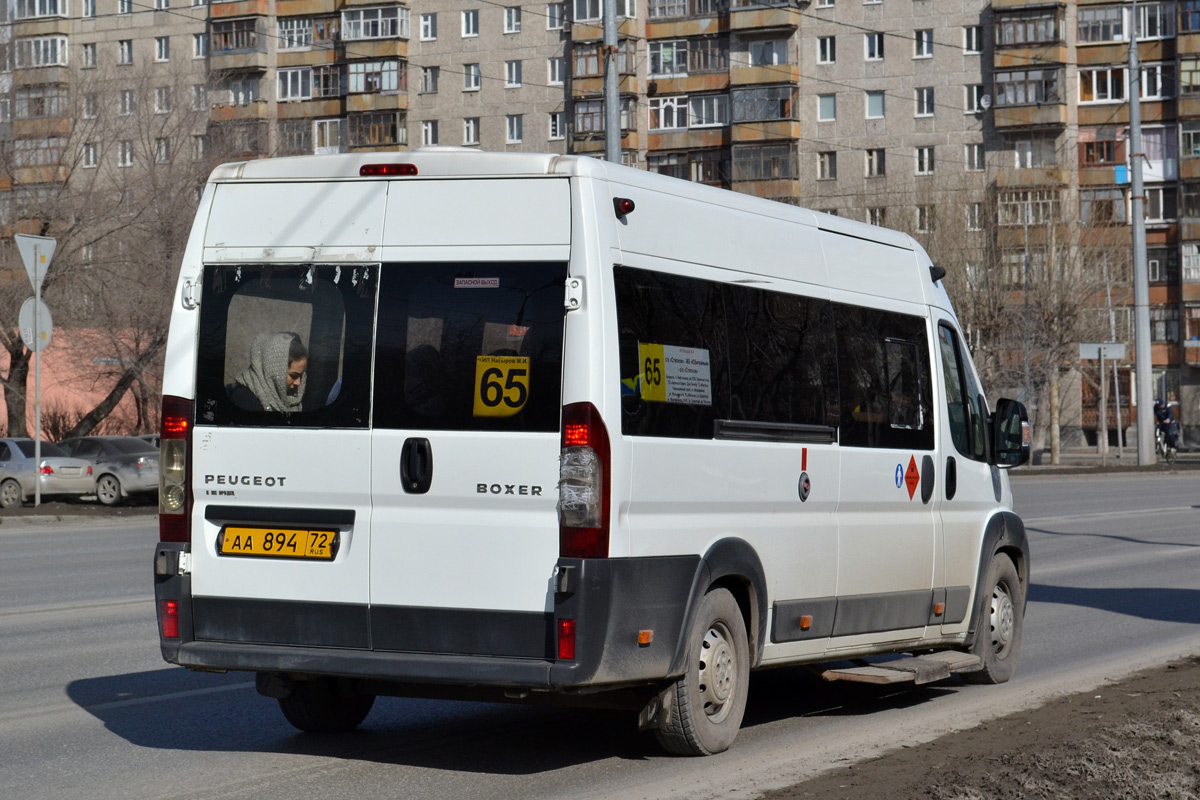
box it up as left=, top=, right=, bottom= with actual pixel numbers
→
left=160, top=599, right=179, bottom=639
left=558, top=619, right=576, bottom=660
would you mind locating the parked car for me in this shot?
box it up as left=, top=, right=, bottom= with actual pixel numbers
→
left=0, top=438, right=96, bottom=508
left=139, top=434, right=160, bottom=448
left=58, top=436, right=159, bottom=506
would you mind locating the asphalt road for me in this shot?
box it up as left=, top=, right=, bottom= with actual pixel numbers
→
left=1, top=472, right=1198, bottom=800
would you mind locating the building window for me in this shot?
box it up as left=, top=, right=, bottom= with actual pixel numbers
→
left=506, top=114, right=523, bottom=142
left=650, top=40, right=687, bottom=76
left=1077, top=6, right=1124, bottom=43
left=999, top=189, right=1061, bottom=225
left=342, top=7, right=409, bottom=40
left=464, top=63, right=481, bottom=91
left=1141, top=64, right=1173, bottom=100
left=1151, top=307, right=1179, bottom=341
left=83, top=142, right=98, bottom=168
left=1146, top=186, right=1178, bottom=222
left=818, top=151, right=837, bottom=180
left=966, top=203, right=982, bottom=231
left=82, top=0, right=95, bottom=17
left=155, top=86, right=171, bottom=113
left=866, top=148, right=885, bottom=177
left=995, top=9, right=1061, bottom=45
left=348, top=60, right=401, bottom=93
left=549, top=111, right=565, bottom=140
left=817, top=0, right=832, bottom=7
left=915, top=146, right=934, bottom=174
left=1009, top=132, right=1057, bottom=167
left=420, top=13, right=437, bottom=40
left=574, top=40, right=634, bottom=77
left=648, top=0, right=685, bottom=17
left=227, top=77, right=259, bottom=105
left=917, top=206, right=934, bottom=233
left=1184, top=125, right=1200, bottom=157
left=155, top=137, right=171, bottom=164
left=314, top=119, right=347, bottom=154
left=966, top=84, right=985, bottom=113
left=155, top=36, right=170, bottom=62
left=420, top=66, right=439, bottom=94
left=462, top=9, right=479, bottom=36
left=15, top=86, right=67, bottom=119
left=915, top=87, right=934, bottom=117
left=818, top=36, right=835, bottom=64
left=748, top=40, right=787, bottom=67
left=464, top=117, right=480, bottom=145
left=549, top=57, right=565, bottom=85
left=118, top=140, right=133, bottom=167
left=818, top=94, right=836, bottom=121
left=866, top=90, right=884, bottom=118
left=421, top=120, right=439, bottom=146
left=1138, top=2, right=1174, bottom=38
left=1185, top=244, right=1200, bottom=280
left=1079, top=66, right=1126, bottom=103
left=865, top=32, right=884, bottom=60
left=280, top=18, right=314, bottom=48
left=914, top=29, right=933, bottom=58
left=1148, top=248, right=1178, bottom=282
left=118, top=39, right=133, bottom=65
left=548, top=3, right=564, bottom=28
left=964, top=25, right=981, bottom=53
left=867, top=207, right=885, bottom=226
left=995, top=68, right=1061, bottom=106
left=83, top=94, right=98, bottom=119
left=505, top=6, right=521, bottom=32
left=965, top=143, right=985, bottom=171
left=649, top=96, right=688, bottom=130
left=192, top=84, right=207, bottom=110
left=732, top=144, right=797, bottom=181
left=82, top=42, right=97, bottom=69
left=193, top=33, right=208, bottom=57
left=349, top=111, right=405, bottom=146
left=575, top=0, right=634, bottom=21
left=279, top=67, right=313, bottom=100
left=732, top=86, right=795, bottom=121
left=120, top=89, right=135, bottom=115
left=119, top=0, right=131, bottom=12
left=314, top=65, right=345, bottom=98
left=155, top=0, right=168, bottom=9
left=211, top=19, right=258, bottom=52
left=1082, top=138, right=1119, bottom=166
left=690, top=94, right=729, bottom=126
left=506, top=60, right=522, bottom=87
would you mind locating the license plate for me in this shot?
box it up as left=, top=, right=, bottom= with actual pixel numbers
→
left=217, top=526, right=339, bottom=560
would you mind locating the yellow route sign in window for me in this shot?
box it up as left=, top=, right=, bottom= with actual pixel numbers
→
left=474, top=355, right=531, bottom=417
left=638, top=342, right=712, bottom=405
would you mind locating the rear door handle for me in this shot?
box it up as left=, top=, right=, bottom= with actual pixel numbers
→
left=400, top=438, right=433, bottom=494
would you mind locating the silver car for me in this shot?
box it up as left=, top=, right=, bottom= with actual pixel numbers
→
left=0, top=438, right=96, bottom=508
left=58, top=436, right=160, bottom=506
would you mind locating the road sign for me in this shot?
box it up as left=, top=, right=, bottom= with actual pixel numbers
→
left=19, top=297, right=53, bottom=352
left=1080, top=342, right=1127, bottom=360
left=14, top=234, right=56, bottom=293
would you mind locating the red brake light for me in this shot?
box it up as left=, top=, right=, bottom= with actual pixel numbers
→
left=160, top=599, right=180, bottom=639
left=558, top=402, right=611, bottom=558
left=40, top=465, right=54, bottom=475
left=159, top=395, right=193, bottom=544
left=360, top=163, right=418, bottom=177
left=558, top=618, right=576, bottom=660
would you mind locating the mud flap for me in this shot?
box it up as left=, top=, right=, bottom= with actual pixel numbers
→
left=636, top=685, right=675, bottom=732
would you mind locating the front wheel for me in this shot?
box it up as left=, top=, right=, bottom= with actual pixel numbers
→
left=278, top=678, right=375, bottom=733
left=0, top=479, right=22, bottom=509
left=96, top=474, right=122, bottom=506
left=655, top=587, right=750, bottom=756
left=962, top=553, right=1024, bottom=685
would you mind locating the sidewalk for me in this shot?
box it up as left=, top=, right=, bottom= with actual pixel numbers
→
left=1017, top=447, right=1200, bottom=474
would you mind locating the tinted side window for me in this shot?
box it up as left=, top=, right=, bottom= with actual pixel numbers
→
left=196, top=264, right=376, bottom=428
left=373, top=262, right=567, bottom=433
left=836, top=304, right=934, bottom=450
left=615, top=267, right=727, bottom=440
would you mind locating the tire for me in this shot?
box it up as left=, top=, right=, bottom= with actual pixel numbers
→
left=0, top=479, right=22, bottom=509
left=278, top=678, right=375, bottom=733
left=96, top=474, right=123, bottom=506
left=962, top=553, right=1024, bottom=685
left=655, top=588, right=750, bottom=756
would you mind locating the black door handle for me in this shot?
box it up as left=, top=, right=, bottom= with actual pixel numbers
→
left=400, top=438, right=433, bottom=494
left=945, top=456, right=957, bottom=501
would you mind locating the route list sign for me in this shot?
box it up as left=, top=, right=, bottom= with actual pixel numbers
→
left=638, top=343, right=713, bottom=405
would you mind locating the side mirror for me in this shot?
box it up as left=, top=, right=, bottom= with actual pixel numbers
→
left=989, top=397, right=1030, bottom=468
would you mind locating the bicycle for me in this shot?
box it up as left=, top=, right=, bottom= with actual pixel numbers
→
left=1155, top=424, right=1178, bottom=465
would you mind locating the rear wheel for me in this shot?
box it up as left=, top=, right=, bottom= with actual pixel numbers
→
left=0, top=479, right=22, bottom=509
left=96, top=474, right=122, bottom=506
left=654, top=588, right=749, bottom=756
left=278, top=678, right=375, bottom=733
left=962, top=553, right=1024, bottom=685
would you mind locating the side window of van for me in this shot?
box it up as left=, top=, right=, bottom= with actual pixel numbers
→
left=196, top=264, right=376, bottom=427
left=835, top=304, right=935, bottom=450
left=937, top=324, right=987, bottom=460
left=373, top=262, right=568, bottom=433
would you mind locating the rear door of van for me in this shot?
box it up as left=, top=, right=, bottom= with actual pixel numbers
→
left=368, top=177, right=572, bottom=660
left=188, top=180, right=384, bottom=650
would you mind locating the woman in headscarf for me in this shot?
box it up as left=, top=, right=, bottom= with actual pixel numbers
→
left=228, top=332, right=308, bottom=413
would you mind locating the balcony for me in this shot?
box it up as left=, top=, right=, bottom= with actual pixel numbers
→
left=569, top=18, right=637, bottom=41
left=278, top=98, right=343, bottom=119
left=992, top=103, right=1067, bottom=129
left=211, top=100, right=271, bottom=122
left=210, top=0, right=269, bottom=19
left=994, top=166, right=1067, bottom=188
left=647, top=17, right=729, bottom=38
left=731, top=119, right=800, bottom=141
left=650, top=72, right=729, bottom=95
left=1186, top=340, right=1200, bottom=366
left=995, top=45, right=1066, bottom=69
left=347, top=91, right=408, bottom=113
left=647, top=127, right=730, bottom=151
left=729, top=0, right=800, bottom=32
left=730, top=63, right=799, bottom=85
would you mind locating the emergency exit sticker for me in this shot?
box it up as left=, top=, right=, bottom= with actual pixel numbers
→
left=637, top=343, right=713, bottom=405
left=473, top=355, right=530, bottom=417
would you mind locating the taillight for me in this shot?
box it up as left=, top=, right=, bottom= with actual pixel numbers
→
left=160, top=599, right=180, bottom=639
left=557, top=402, right=610, bottom=558
left=40, top=465, right=54, bottom=475
left=159, top=395, right=193, bottom=543
left=557, top=618, right=576, bottom=660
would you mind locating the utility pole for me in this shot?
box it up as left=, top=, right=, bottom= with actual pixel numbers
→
left=1129, top=0, right=1155, bottom=464
left=602, top=0, right=620, bottom=163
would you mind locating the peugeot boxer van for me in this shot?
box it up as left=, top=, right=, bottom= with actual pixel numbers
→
left=154, top=150, right=1030, bottom=756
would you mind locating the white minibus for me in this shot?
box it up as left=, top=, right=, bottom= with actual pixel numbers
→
left=154, top=150, right=1030, bottom=756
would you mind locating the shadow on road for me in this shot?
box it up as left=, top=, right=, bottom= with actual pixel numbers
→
left=1029, top=584, right=1200, bottom=625
left=1027, top=526, right=1200, bottom=548
left=66, top=662, right=961, bottom=772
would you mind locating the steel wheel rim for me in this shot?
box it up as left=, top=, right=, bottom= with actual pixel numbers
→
left=988, top=581, right=1016, bottom=657
left=696, top=621, right=737, bottom=724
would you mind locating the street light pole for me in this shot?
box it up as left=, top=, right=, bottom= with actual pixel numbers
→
left=1129, top=0, right=1155, bottom=464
